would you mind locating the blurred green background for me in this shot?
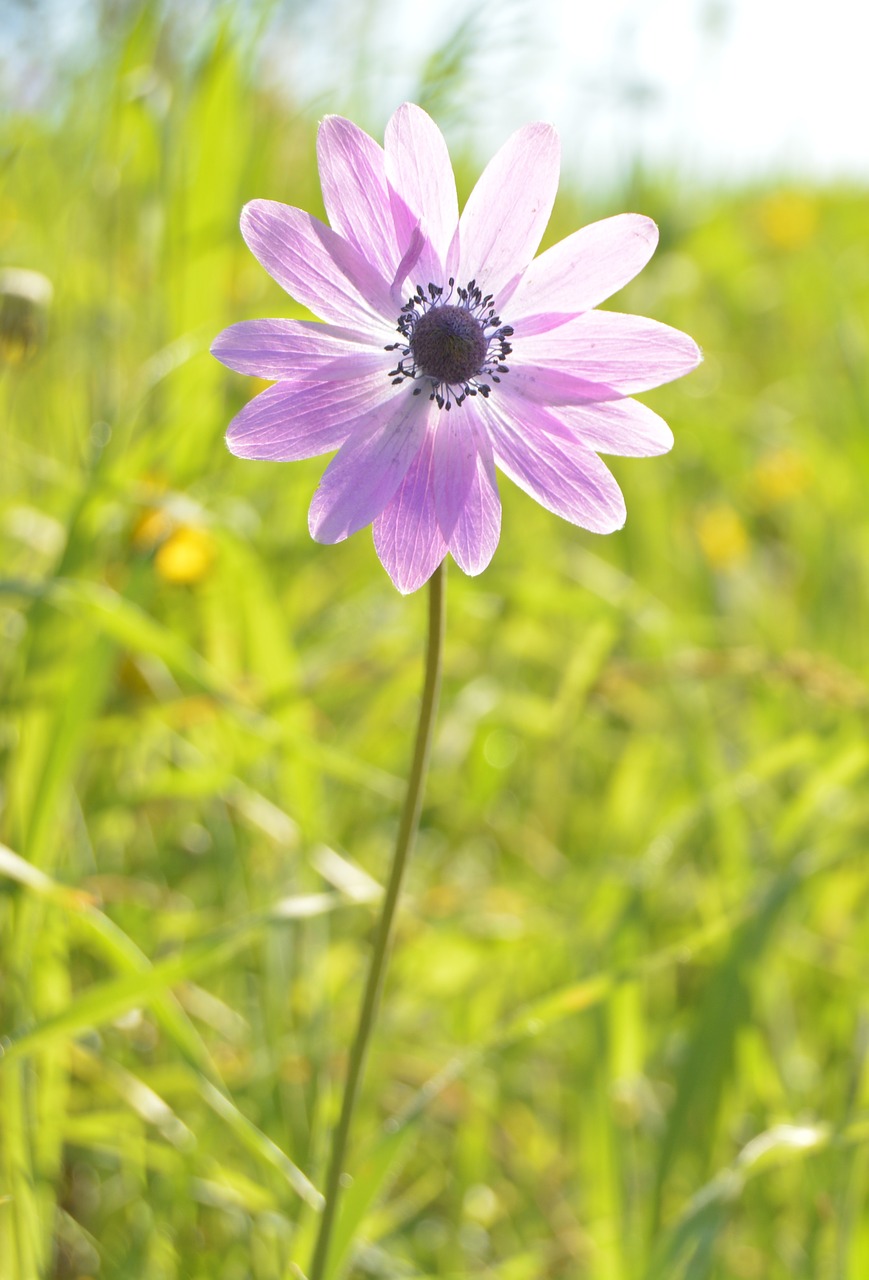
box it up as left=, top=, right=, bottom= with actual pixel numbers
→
left=2, top=2, right=869, bottom=1278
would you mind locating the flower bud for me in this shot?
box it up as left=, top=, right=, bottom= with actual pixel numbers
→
left=0, top=267, right=53, bottom=365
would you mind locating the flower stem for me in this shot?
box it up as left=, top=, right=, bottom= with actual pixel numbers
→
left=308, top=562, right=446, bottom=1280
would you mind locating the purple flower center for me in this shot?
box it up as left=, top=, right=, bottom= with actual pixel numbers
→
left=386, top=279, right=514, bottom=411
left=410, top=305, right=487, bottom=385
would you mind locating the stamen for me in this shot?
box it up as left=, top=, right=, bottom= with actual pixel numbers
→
left=387, top=276, right=515, bottom=411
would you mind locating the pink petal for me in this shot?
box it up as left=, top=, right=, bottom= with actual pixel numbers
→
left=212, top=319, right=386, bottom=380
left=390, top=221, right=427, bottom=298
left=433, top=407, right=501, bottom=575
left=317, top=115, right=400, bottom=283
left=507, top=214, right=659, bottom=329
left=505, top=364, right=623, bottom=405
left=512, top=311, right=702, bottom=396
left=480, top=385, right=626, bottom=533
left=226, top=374, right=392, bottom=461
left=373, top=428, right=447, bottom=594
left=384, top=104, right=460, bottom=288
left=308, top=389, right=435, bottom=543
left=555, top=398, right=674, bottom=457
left=459, top=123, right=560, bottom=299
left=241, top=201, right=397, bottom=334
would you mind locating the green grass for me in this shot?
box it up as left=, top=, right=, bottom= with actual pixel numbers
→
left=3, top=5, right=869, bottom=1278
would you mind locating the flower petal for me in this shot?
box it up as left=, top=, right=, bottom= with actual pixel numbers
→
left=459, top=123, right=560, bottom=298
left=308, top=389, right=435, bottom=543
left=317, top=115, right=400, bottom=283
left=504, top=364, right=622, bottom=405
left=241, top=200, right=397, bottom=333
left=507, top=214, right=659, bottom=328
left=555, top=398, right=674, bottom=457
left=480, top=386, right=626, bottom=533
left=390, top=221, right=427, bottom=298
left=212, top=318, right=387, bottom=380
left=433, top=407, right=501, bottom=575
left=226, top=374, right=391, bottom=461
left=513, top=311, right=702, bottom=396
left=384, top=103, right=460, bottom=287
left=373, top=428, right=447, bottom=593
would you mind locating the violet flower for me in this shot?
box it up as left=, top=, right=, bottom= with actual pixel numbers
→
left=213, top=104, right=701, bottom=593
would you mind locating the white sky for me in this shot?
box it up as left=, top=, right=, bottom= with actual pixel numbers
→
left=534, top=0, right=869, bottom=185
left=4, top=0, right=867, bottom=189
left=283, top=0, right=869, bottom=189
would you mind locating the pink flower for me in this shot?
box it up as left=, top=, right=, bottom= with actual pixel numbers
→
left=213, top=104, right=701, bottom=593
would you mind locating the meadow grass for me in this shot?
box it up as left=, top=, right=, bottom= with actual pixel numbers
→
left=2, top=6, right=869, bottom=1278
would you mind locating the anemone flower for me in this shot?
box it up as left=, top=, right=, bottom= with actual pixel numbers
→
left=213, top=104, right=700, bottom=593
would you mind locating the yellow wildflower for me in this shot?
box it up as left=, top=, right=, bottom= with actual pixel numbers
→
left=757, top=192, right=818, bottom=250
left=696, top=504, right=749, bottom=570
left=751, top=447, right=810, bottom=506
left=154, top=525, right=216, bottom=585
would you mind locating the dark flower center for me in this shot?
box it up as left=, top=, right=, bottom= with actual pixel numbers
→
left=385, top=279, right=514, bottom=410
left=409, top=305, right=488, bottom=384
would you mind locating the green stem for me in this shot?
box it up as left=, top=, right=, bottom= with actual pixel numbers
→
left=308, top=562, right=446, bottom=1280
